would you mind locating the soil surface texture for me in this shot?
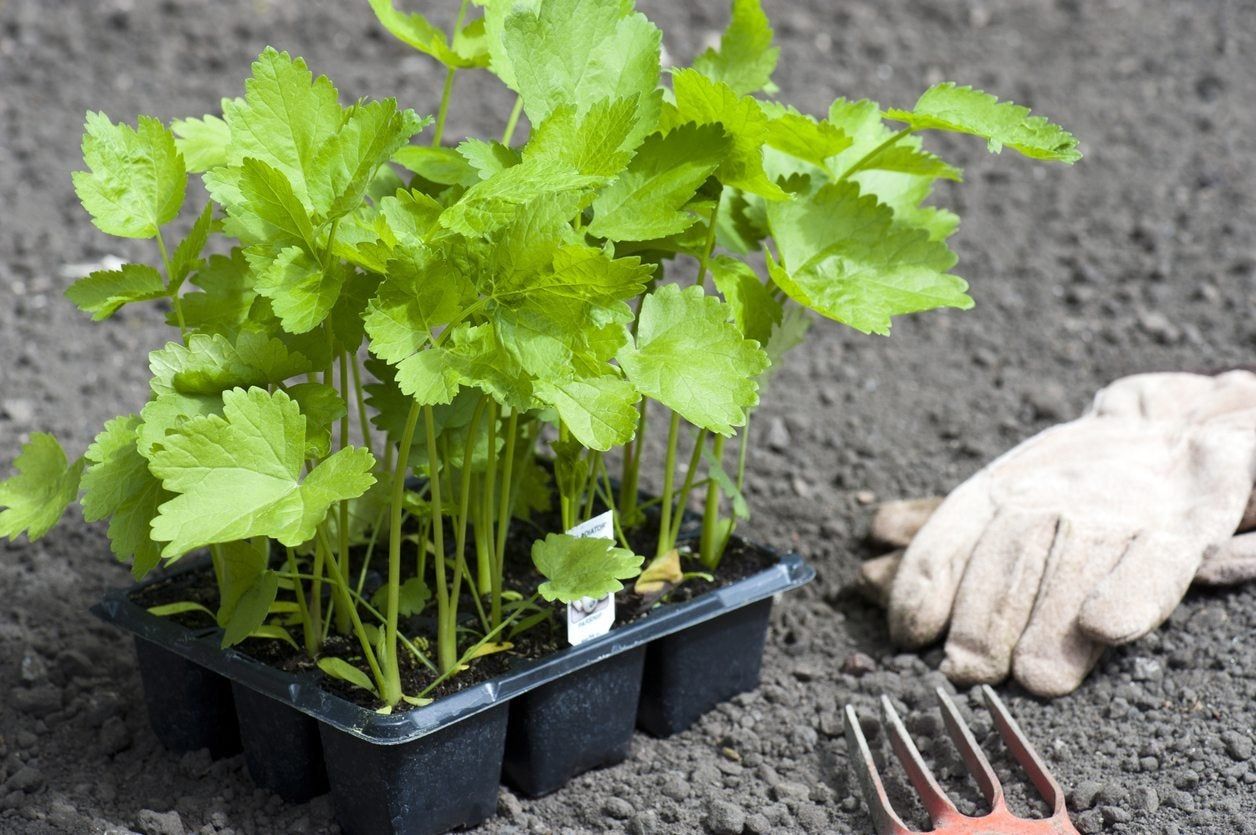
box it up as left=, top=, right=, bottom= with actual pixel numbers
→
left=2, top=0, right=1255, bottom=833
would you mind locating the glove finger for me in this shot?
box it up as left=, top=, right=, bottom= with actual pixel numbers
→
left=855, top=551, right=902, bottom=608
left=869, top=497, right=944, bottom=548
left=1011, top=523, right=1129, bottom=698
left=1238, top=489, right=1256, bottom=534
left=1193, top=532, right=1256, bottom=586
left=1078, top=531, right=1204, bottom=645
left=941, top=511, right=1057, bottom=686
left=888, top=475, right=996, bottom=648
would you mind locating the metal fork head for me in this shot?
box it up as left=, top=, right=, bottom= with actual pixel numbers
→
left=843, top=685, right=1079, bottom=834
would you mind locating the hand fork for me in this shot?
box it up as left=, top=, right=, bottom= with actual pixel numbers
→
left=843, top=685, right=1079, bottom=834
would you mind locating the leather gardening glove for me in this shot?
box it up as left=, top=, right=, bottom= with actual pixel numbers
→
left=858, top=371, right=1256, bottom=698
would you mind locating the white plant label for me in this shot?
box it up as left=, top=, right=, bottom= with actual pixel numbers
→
left=566, top=510, right=616, bottom=646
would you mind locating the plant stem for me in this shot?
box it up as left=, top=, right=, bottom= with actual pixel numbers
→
left=423, top=405, right=457, bottom=674
left=318, top=528, right=385, bottom=692
left=492, top=409, right=518, bottom=629
left=334, top=351, right=352, bottom=636
left=154, top=230, right=187, bottom=340
left=699, top=433, right=727, bottom=568
left=656, top=411, right=681, bottom=559
left=695, top=199, right=720, bottom=291
left=620, top=398, right=647, bottom=523
left=478, top=400, right=498, bottom=596
left=285, top=547, right=318, bottom=655
left=668, top=427, right=708, bottom=547
left=383, top=401, right=422, bottom=705
left=452, top=397, right=487, bottom=612
left=349, top=351, right=375, bottom=458
left=430, top=0, right=471, bottom=149
left=501, top=96, right=524, bottom=145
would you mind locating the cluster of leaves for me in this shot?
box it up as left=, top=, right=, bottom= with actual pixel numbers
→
left=0, top=0, right=1078, bottom=709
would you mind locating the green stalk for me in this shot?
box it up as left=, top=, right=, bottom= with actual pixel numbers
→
left=334, top=351, right=352, bottom=636
left=430, top=0, right=470, bottom=148
left=309, top=531, right=325, bottom=644
left=285, top=547, right=318, bottom=655
left=349, top=351, right=375, bottom=458
left=492, top=410, right=519, bottom=629
left=478, top=401, right=499, bottom=596
left=153, top=230, right=187, bottom=341
left=383, top=401, right=422, bottom=705
left=655, top=411, right=681, bottom=559
left=501, top=96, right=524, bottom=145
left=695, top=200, right=720, bottom=291
left=424, top=405, right=457, bottom=674
left=318, top=529, right=385, bottom=693
left=699, top=433, right=727, bottom=567
left=668, top=427, right=708, bottom=547
left=452, top=398, right=487, bottom=612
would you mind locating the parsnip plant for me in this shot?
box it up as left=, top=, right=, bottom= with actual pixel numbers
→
left=0, top=0, right=1078, bottom=709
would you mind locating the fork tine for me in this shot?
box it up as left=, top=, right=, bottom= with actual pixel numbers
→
left=843, top=705, right=916, bottom=835
left=980, top=685, right=1069, bottom=817
left=880, top=696, right=963, bottom=827
left=934, top=687, right=1005, bottom=812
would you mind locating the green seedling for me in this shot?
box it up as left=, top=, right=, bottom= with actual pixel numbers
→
left=0, top=0, right=1079, bottom=709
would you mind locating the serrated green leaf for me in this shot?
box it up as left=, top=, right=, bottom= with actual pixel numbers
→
left=150, top=331, right=311, bottom=397
left=176, top=250, right=249, bottom=330
left=286, top=381, right=347, bottom=458
left=169, top=203, right=216, bottom=287
left=665, top=69, right=786, bottom=200
left=766, top=181, right=970, bottom=335
left=535, top=375, right=639, bottom=451
left=371, top=576, right=431, bottom=617
left=247, top=245, right=348, bottom=334
left=588, top=123, right=729, bottom=241
left=215, top=538, right=268, bottom=626
left=851, top=142, right=962, bottom=181
left=309, top=99, right=429, bottom=220
left=73, top=112, right=186, bottom=239
left=0, top=435, right=84, bottom=542
left=369, top=0, right=488, bottom=68
left=457, top=139, right=520, bottom=180
left=222, top=48, right=344, bottom=210
left=691, top=0, right=778, bottom=95
left=502, top=0, right=661, bottom=125
left=763, top=304, right=811, bottom=368
left=231, top=157, right=318, bottom=250
left=760, top=104, right=852, bottom=166
left=171, top=113, right=231, bottom=173
left=64, top=263, right=167, bottom=321
left=618, top=284, right=767, bottom=435
left=525, top=96, right=656, bottom=178
left=392, top=145, right=480, bottom=187
left=885, top=83, right=1080, bottom=163
left=378, top=189, right=443, bottom=250
left=82, top=416, right=170, bottom=578
left=709, top=255, right=780, bottom=344
left=439, top=157, right=603, bottom=236
left=531, top=532, right=643, bottom=603
left=149, top=387, right=376, bottom=557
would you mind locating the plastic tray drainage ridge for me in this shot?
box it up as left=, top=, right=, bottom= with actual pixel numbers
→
left=92, top=540, right=814, bottom=835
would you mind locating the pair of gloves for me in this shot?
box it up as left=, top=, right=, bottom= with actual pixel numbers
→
left=859, top=371, right=1256, bottom=697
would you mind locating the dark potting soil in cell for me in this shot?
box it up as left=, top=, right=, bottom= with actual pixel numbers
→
left=128, top=507, right=779, bottom=711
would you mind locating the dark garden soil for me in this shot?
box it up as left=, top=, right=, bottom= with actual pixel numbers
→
left=2, top=0, right=1255, bottom=833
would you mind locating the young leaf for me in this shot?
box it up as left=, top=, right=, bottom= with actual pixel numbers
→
left=150, top=331, right=311, bottom=397
left=371, top=576, right=431, bottom=617
left=525, top=96, right=656, bottom=178
left=0, top=435, right=85, bottom=542
left=618, top=284, right=768, bottom=436
left=148, top=601, right=216, bottom=618
left=884, top=83, right=1081, bottom=163
left=286, top=382, right=348, bottom=458
left=665, top=69, right=786, bottom=200
left=392, top=145, right=480, bottom=187
left=308, top=99, right=430, bottom=220
left=458, top=139, right=520, bottom=180
left=169, top=203, right=217, bottom=286
left=179, top=250, right=257, bottom=334
left=149, top=387, right=376, bottom=558
left=534, top=375, right=639, bottom=451
left=765, top=181, right=971, bottom=335
left=221, top=570, right=280, bottom=648
left=588, top=123, right=730, bottom=242
left=73, top=112, right=187, bottom=239
left=501, top=0, right=662, bottom=125
left=369, top=0, right=489, bottom=69
left=171, top=113, right=231, bottom=173
left=709, top=255, right=781, bottom=345
left=221, top=48, right=344, bottom=209
left=760, top=105, right=852, bottom=167
left=64, top=263, right=167, bottom=321
left=318, top=657, right=378, bottom=695
left=531, top=532, right=643, bottom=603
left=701, top=448, right=749, bottom=519
left=439, top=158, right=603, bottom=237
left=234, top=157, right=318, bottom=250
left=246, top=246, right=349, bottom=334
left=81, top=416, right=170, bottom=578
left=691, top=0, right=779, bottom=96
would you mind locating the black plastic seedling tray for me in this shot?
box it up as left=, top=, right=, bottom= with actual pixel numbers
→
left=93, top=542, right=814, bottom=835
